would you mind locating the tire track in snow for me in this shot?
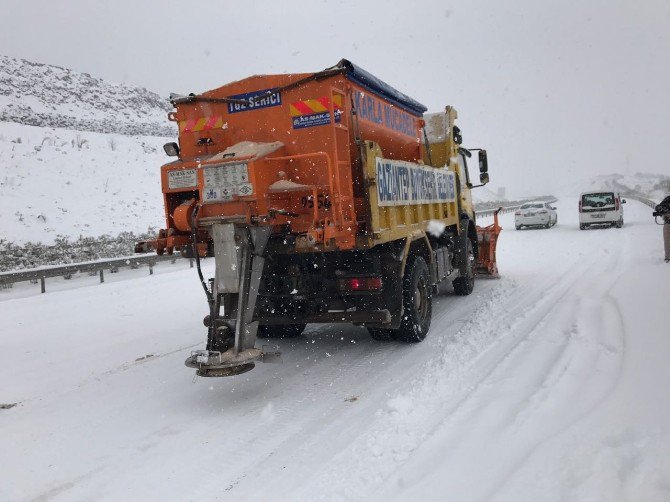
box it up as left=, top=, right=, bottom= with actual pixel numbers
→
left=292, top=241, right=612, bottom=501
left=167, top=281, right=505, bottom=501
left=173, top=284, right=506, bottom=501
left=489, top=293, right=627, bottom=502
left=373, top=219, right=631, bottom=502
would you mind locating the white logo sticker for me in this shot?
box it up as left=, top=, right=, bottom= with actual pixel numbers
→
left=168, top=169, right=197, bottom=189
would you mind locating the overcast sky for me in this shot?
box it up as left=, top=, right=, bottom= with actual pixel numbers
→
left=2, top=0, right=669, bottom=196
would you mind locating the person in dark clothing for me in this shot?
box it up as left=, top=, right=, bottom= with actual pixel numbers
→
left=654, top=196, right=670, bottom=262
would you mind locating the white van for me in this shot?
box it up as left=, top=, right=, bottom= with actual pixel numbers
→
left=578, top=191, right=626, bottom=229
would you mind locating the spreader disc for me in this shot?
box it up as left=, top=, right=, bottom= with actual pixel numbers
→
left=196, top=363, right=255, bottom=377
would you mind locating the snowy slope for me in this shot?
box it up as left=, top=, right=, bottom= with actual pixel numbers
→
left=0, top=121, right=170, bottom=243
left=0, top=55, right=178, bottom=246
left=1, top=199, right=668, bottom=501
left=557, top=172, right=669, bottom=203
left=0, top=55, right=173, bottom=137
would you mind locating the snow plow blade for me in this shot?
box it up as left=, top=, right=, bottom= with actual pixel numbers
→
left=475, top=207, right=502, bottom=278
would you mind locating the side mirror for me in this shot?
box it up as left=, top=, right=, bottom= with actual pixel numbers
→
left=163, top=142, right=180, bottom=157
left=622, top=199, right=627, bottom=204
left=480, top=172, right=489, bottom=184
left=478, top=149, right=488, bottom=173
left=453, top=125, right=462, bottom=145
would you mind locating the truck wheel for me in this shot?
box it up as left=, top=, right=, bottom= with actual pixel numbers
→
left=395, top=257, right=432, bottom=343
left=257, top=324, right=306, bottom=338
left=452, top=238, right=475, bottom=296
left=580, top=224, right=586, bottom=230
left=367, top=327, right=396, bottom=341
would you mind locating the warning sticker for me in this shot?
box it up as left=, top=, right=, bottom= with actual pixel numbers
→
left=168, top=169, right=197, bottom=189
left=237, top=183, right=254, bottom=197
left=290, top=96, right=342, bottom=129
left=203, top=163, right=252, bottom=203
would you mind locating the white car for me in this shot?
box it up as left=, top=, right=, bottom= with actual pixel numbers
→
left=578, top=191, right=626, bottom=229
left=515, top=202, right=558, bottom=229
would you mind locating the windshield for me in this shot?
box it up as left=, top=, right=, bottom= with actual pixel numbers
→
left=582, top=193, right=615, bottom=207
left=521, top=203, right=544, bottom=209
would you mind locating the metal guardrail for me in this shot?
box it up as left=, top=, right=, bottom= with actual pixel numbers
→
left=621, top=193, right=658, bottom=209
left=0, top=254, right=192, bottom=293
left=475, top=197, right=558, bottom=218
left=1, top=196, right=560, bottom=294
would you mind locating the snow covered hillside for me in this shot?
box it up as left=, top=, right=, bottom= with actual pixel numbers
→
left=558, top=172, right=669, bottom=203
left=0, top=121, right=170, bottom=244
left=0, top=56, right=178, bottom=247
left=1, top=198, right=668, bottom=501
left=0, top=55, right=173, bottom=136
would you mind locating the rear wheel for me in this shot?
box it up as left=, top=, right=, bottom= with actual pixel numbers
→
left=580, top=224, right=586, bottom=230
left=395, top=257, right=432, bottom=343
left=616, top=217, right=623, bottom=228
left=452, top=238, right=475, bottom=296
left=516, top=224, right=522, bottom=230
left=257, top=324, right=306, bottom=338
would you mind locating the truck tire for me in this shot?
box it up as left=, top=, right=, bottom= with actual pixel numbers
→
left=395, top=256, right=432, bottom=343
left=257, top=324, right=306, bottom=338
left=452, top=237, right=475, bottom=296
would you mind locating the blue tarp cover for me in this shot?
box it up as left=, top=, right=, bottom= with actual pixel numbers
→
left=335, top=59, right=427, bottom=116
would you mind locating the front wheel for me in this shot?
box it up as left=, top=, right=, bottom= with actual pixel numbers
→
left=452, top=237, right=475, bottom=296
left=395, top=257, right=432, bottom=343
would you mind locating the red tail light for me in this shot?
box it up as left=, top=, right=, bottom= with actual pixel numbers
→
left=615, top=198, right=620, bottom=210
left=337, top=276, right=383, bottom=292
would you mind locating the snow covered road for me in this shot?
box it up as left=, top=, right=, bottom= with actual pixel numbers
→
left=1, top=199, right=669, bottom=501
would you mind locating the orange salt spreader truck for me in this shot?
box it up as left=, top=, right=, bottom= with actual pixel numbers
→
left=136, top=59, right=501, bottom=377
